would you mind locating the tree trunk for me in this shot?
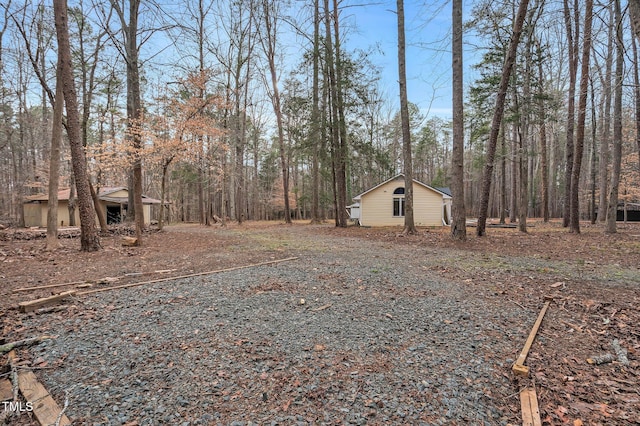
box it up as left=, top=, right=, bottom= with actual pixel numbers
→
left=562, top=0, right=579, bottom=228
left=569, top=0, right=592, bottom=234
left=46, top=61, right=63, bottom=251
left=68, top=170, right=76, bottom=226
left=536, top=42, right=549, bottom=223
left=111, top=0, right=144, bottom=243
left=261, top=0, right=291, bottom=224
left=159, top=162, right=168, bottom=231
left=53, top=0, right=100, bottom=251
left=598, top=4, right=614, bottom=222
left=476, top=0, right=530, bottom=237
left=89, top=181, right=107, bottom=233
left=310, top=0, right=322, bottom=224
left=510, top=122, right=518, bottom=223
left=589, top=82, right=597, bottom=224
left=324, top=0, right=343, bottom=227
left=450, top=0, right=465, bottom=240
left=632, top=13, right=640, bottom=174
left=397, top=0, right=416, bottom=235
left=331, top=0, right=349, bottom=228
left=500, top=124, right=507, bottom=224
left=606, top=0, right=623, bottom=234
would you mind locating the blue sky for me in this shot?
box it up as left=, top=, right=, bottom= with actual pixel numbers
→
left=339, top=0, right=473, bottom=120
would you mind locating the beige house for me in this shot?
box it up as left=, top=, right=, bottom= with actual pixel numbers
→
left=349, top=175, right=452, bottom=227
left=23, top=187, right=161, bottom=228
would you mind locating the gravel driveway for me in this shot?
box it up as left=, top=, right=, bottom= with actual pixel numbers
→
left=24, top=228, right=530, bottom=425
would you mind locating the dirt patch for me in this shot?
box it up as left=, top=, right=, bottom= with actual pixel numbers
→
left=1, top=220, right=639, bottom=425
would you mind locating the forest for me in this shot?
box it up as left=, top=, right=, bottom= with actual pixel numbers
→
left=1, top=0, right=639, bottom=249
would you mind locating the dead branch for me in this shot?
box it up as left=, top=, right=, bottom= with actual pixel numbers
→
left=7, top=351, right=18, bottom=406
left=311, top=304, right=332, bottom=312
left=55, top=391, right=70, bottom=426
left=587, top=353, right=614, bottom=365
left=0, top=336, right=53, bottom=355
left=612, top=339, right=630, bottom=366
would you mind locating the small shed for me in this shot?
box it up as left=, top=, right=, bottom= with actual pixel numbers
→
left=351, top=174, right=451, bottom=227
left=23, top=187, right=162, bottom=228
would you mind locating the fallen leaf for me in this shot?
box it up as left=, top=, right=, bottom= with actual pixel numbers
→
left=282, top=398, right=292, bottom=412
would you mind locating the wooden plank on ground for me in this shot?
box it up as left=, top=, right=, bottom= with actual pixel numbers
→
left=13, top=281, right=85, bottom=293
left=18, top=291, right=76, bottom=313
left=520, top=386, right=542, bottom=426
left=18, top=370, right=70, bottom=426
left=77, top=257, right=300, bottom=296
left=512, top=300, right=550, bottom=377
left=0, top=379, right=12, bottom=401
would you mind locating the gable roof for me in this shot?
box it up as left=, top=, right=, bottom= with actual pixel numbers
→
left=353, top=174, right=452, bottom=201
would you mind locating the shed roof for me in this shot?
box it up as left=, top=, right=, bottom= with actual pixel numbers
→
left=25, top=187, right=162, bottom=204
left=353, top=174, right=452, bottom=201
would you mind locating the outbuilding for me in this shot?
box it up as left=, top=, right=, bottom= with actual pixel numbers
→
left=23, top=187, right=162, bottom=228
left=350, top=174, right=451, bottom=227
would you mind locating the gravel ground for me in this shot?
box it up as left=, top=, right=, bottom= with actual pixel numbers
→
left=19, top=230, right=533, bottom=425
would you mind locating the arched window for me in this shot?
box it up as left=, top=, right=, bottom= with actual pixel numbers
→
left=393, top=187, right=405, bottom=217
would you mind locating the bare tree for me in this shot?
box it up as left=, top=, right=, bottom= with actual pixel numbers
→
left=46, top=60, right=63, bottom=251
left=476, top=0, right=530, bottom=237
left=309, top=0, right=322, bottom=224
left=53, top=0, right=101, bottom=251
left=631, top=6, right=640, bottom=172
left=397, top=0, right=415, bottom=235
left=108, top=0, right=145, bottom=244
left=536, top=40, right=549, bottom=222
left=605, top=0, right=623, bottom=234
left=562, top=0, right=579, bottom=227
left=450, top=0, right=466, bottom=240
left=569, top=0, right=592, bottom=233
left=597, top=3, right=614, bottom=222
left=331, top=0, right=349, bottom=228
left=259, top=0, right=291, bottom=223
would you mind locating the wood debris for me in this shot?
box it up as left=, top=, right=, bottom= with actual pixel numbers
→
left=17, top=370, right=71, bottom=425
left=0, top=378, right=12, bottom=401
left=18, top=291, right=76, bottom=313
left=520, top=386, right=542, bottom=426
left=5, top=350, right=71, bottom=425
left=587, top=353, right=614, bottom=365
left=77, top=257, right=299, bottom=296
left=0, top=336, right=53, bottom=355
left=311, top=304, right=332, bottom=312
left=588, top=340, right=630, bottom=366
left=611, top=340, right=629, bottom=366
left=512, top=300, right=551, bottom=377
left=122, top=236, right=138, bottom=246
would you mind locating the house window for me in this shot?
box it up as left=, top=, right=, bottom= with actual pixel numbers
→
left=393, top=187, right=405, bottom=217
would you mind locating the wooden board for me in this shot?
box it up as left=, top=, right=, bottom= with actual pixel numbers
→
left=18, top=291, right=76, bottom=313
left=520, top=387, right=542, bottom=426
left=512, top=300, right=550, bottom=377
left=78, top=257, right=299, bottom=296
left=0, top=379, right=12, bottom=401
left=18, top=370, right=70, bottom=425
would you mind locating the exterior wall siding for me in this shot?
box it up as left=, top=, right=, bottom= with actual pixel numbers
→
left=359, top=177, right=444, bottom=227
left=24, top=199, right=152, bottom=228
